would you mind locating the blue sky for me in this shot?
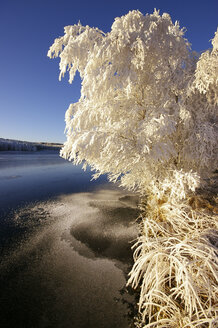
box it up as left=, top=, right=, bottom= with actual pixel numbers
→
left=0, top=0, right=217, bottom=143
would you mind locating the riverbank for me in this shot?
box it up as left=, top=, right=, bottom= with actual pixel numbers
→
left=0, top=138, right=62, bottom=151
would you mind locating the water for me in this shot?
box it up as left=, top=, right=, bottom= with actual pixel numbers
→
left=0, top=151, right=108, bottom=212
left=0, top=151, right=139, bottom=328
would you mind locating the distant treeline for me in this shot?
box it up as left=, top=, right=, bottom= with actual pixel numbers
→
left=0, top=138, right=63, bottom=151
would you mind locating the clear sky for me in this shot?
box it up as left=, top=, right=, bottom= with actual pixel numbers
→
left=0, top=0, right=217, bottom=143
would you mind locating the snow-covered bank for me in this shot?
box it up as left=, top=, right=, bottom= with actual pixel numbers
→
left=0, top=138, right=62, bottom=151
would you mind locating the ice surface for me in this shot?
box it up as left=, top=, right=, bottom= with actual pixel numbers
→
left=0, top=189, right=139, bottom=328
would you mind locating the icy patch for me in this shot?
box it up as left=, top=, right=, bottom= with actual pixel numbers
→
left=48, top=189, right=140, bottom=263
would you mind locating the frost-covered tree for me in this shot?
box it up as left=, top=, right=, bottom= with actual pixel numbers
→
left=48, top=10, right=218, bottom=327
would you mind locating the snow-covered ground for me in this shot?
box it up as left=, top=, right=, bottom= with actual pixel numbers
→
left=0, top=138, right=62, bottom=151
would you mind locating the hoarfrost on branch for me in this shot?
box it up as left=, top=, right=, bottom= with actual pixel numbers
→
left=48, top=10, right=217, bottom=201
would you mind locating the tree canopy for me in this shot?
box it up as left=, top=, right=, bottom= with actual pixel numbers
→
left=48, top=10, right=217, bottom=201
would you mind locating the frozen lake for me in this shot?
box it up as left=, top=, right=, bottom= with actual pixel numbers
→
left=0, top=151, right=139, bottom=328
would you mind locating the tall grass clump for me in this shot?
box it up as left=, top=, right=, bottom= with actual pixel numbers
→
left=128, top=187, right=218, bottom=327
